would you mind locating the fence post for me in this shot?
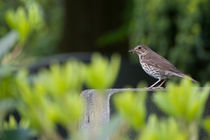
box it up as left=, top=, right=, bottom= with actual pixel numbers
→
left=80, top=88, right=150, bottom=139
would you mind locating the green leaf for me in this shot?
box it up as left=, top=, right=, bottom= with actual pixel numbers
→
left=86, top=53, right=121, bottom=89
left=203, top=117, right=210, bottom=135
left=0, top=31, right=18, bottom=59
left=139, top=115, right=187, bottom=140
left=1, top=128, right=35, bottom=140
left=153, top=78, right=210, bottom=122
left=15, top=60, right=85, bottom=136
left=5, top=2, right=44, bottom=43
left=114, top=91, right=146, bottom=130
left=0, top=99, right=16, bottom=129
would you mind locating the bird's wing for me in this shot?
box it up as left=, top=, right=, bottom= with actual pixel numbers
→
left=143, top=51, right=182, bottom=74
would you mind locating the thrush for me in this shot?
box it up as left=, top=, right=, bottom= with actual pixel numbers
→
left=129, top=45, right=196, bottom=89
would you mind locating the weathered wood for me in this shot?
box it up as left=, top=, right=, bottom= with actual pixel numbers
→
left=80, top=88, right=165, bottom=139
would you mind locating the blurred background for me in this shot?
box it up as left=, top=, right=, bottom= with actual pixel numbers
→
left=1, top=0, right=210, bottom=139
left=0, top=0, right=210, bottom=82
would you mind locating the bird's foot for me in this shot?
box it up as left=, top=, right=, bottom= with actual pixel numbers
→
left=145, top=86, right=164, bottom=90
left=155, top=86, right=164, bottom=89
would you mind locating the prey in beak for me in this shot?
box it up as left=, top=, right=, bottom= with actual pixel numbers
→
left=128, top=49, right=135, bottom=54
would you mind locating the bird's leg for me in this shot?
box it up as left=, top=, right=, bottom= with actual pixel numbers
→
left=148, top=79, right=161, bottom=89
left=157, top=79, right=167, bottom=88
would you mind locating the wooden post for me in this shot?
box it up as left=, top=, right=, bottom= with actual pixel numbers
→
left=81, top=89, right=112, bottom=129
left=80, top=88, right=157, bottom=139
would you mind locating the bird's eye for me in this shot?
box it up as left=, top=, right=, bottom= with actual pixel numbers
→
left=138, top=46, right=142, bottom=49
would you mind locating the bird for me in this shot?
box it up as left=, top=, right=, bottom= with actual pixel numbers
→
left=129, top=45, right=197, bottom=89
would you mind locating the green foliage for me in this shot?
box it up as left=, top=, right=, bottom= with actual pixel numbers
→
left=86, top=53, right=121, bottom=89
left=153, top=79, right=210, bottom=122
left=0, top=51, right=209, bottom=140
left=3, top=116, right=29, bottom=130
left=3, top=53, right=120, bottom=139
left=1, top=115, right=35, bottom=140
left=0, top=66, right=17, bottom=98
left=15, top=63, right=85, bottom=137
left=114, top=91, right=146, bottom=130
left=35, top=61, right=86, bottom=94
left=23, top=0, right=64, bottom=56
left=0, top=99, right=16, bottom=130
left=0, top=31, right=18, bottom=59
left=6, top=2, right=43, bottom=43
left=113, top=79, right=210, bottom=140
left=0, top=0, right=64, bottom=64
left=0, top=66, right=17, bottom=131
left=0, top=52, right=122, bottom=139
left=97, top=25, right=128, bottom=47
left=139, top=115, right=187, bottom=140
left=0, top=0, right=210, bottom=139
left=0, top=129, right=35, bottom=140
left=203, top=117, right=210, bottom=136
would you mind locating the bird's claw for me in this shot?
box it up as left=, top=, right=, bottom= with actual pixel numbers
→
left=145, top=86, right=164, bottom=90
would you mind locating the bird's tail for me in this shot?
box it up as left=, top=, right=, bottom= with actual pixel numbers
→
left=175, top=73, right=197, bottom=83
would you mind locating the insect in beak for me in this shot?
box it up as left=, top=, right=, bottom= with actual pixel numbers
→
left=128, top=49, right=135, bottom=54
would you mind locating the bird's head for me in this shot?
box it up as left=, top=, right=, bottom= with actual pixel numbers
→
left=129, top=45, right=149, bottom=55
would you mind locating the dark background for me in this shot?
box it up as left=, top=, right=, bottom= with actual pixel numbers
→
left=0, top=0, right=210, bottom=83
left=61, top=0, right=129, bottom=54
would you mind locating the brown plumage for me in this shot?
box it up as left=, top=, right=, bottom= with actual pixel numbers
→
left=129, top=45, right=196, bottom=89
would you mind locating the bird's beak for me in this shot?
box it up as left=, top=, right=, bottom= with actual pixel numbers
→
left=129, top=49, right=135, bottom=54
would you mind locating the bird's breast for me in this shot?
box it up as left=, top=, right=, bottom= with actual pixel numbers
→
left=140, top=62, right=164, bottom=79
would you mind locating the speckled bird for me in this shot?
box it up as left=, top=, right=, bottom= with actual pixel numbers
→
left=129, top=45, right=196, bottom=89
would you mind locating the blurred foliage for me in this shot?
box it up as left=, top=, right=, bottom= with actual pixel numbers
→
left=97, top=25, right=129, bottom=47
left=96, top=0, right=133, bottom=47
left=0, top=0, right=63, bottom=66
left=0, top=0, right=210, bottom=139
left=6, top=2, right=44, bottom=43
left=129, top=0, right=210, bottom=82
left=153, top=79, right=209, bottom=122
left=0, top=67, right=17, bottom=98
left=0, top=53, right=121, bottom=139
left=24, top=0, right=64, bottom=57
left=114, top=90, right=146, bottom=130
left=86, top=53, right=121, bottom=89
left=139, top=115, right=187, bottom=140
left=1, top=116, right=36, bottom=140
left=203, top=116, right=210, bottom=136
left=0, top=31, right=18, bottom=60
left=0, top=129, right=35, bottom=140
left=3, top=116, right=30, bottom=134
left=15, top=66, right=84, bottom=139
left=113, top=79, right=210, bottom=140
left=0, top=54, right=209, bottom=140
left=152, top=79, right=209, bottom=140
left=0, top=99, right=16, bottom=130
left=0, top=65, right=17, bottom=133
